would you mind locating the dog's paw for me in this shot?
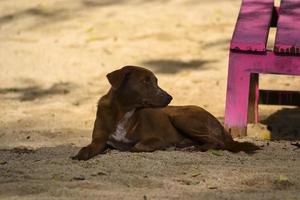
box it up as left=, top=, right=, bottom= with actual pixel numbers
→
left=71, top=146, right=92, bottom=161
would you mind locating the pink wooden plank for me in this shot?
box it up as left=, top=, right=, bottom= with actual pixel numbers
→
left=225, top=57, right=251, bottom=136
left=230, top=0, right=274, bottom=52
left=229, top=51, right=300, bottom=75
left=225, top=66, right=251, bottom=127
left=274, top=0, right=300, bottom=55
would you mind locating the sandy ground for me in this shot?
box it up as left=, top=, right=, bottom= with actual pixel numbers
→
left=0, top=0, right=299, bottom=199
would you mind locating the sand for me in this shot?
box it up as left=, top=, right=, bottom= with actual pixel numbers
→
left=0, top=0, right=299, bottom=199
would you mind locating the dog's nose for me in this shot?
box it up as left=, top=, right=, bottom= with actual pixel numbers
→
left=157, top=88, right=173, bottom=105
left=164, top=94, right=172, bottom=104
left=167, top=94, right=173, bottom=102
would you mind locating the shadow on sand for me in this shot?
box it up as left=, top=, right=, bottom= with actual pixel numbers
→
left=0, top=82, right=75, bottom=101
left=261, top=107, right=300, bottom=140
left=141, top=59, right=216, bottom=74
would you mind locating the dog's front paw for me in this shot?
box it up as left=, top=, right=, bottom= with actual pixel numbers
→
left=72, top=146, right=92, bottom=161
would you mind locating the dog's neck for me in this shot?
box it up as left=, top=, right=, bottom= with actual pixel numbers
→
left=111, top=109, right=135, bottom=142
left=100, top=89, right=136, bottom=122
left=100, top=89, right=136, bottom=144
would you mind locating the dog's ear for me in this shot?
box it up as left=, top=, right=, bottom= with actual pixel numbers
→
left=106, top=66, right=131, bottom=89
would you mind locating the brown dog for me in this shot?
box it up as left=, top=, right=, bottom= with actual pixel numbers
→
left=72, top=66, right=259, bottom=160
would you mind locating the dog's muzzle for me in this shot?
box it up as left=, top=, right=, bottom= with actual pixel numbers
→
left=155, top=88, right=173, bottom=106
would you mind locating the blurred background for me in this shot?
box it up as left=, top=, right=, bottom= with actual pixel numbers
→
left=1, top=1, right=300, bottom=199
left=0, top=0, right=299, bottom=147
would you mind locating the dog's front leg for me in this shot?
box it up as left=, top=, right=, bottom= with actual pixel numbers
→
left=72, top=138, right=108, bottom=161
left=72, top=117, right=109, bottom=160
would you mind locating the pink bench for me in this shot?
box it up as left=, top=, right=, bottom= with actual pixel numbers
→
left=224, top=0, right=300, bottom=137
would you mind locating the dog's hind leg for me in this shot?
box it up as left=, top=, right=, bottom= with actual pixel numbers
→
left=168, top=108, right=228, bottom=150
left=167, top=107, right=260, bottom=152
left=130, top=138, right=166, bottom=152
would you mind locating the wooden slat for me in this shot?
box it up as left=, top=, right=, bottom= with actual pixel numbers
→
left=230, top=0, right=274, bottom=52
left=259, top=90, right=300, bottom=106
left=274, top=0, right=300, bottom=55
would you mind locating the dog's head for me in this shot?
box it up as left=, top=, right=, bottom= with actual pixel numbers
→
left=107, top=66, right=172, bottom=109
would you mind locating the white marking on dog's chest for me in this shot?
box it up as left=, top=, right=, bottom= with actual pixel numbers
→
left=111, top=109, right=135, bottom=143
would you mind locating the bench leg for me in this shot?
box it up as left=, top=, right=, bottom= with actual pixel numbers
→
left=248, top=73, right=259, bottom=123
left=225, top=54, right=251, bottom=138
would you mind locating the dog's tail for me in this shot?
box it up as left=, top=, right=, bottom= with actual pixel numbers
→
left=222, top=129, right=260, bottom=153
left=224, top=140, right=260, bottom=153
